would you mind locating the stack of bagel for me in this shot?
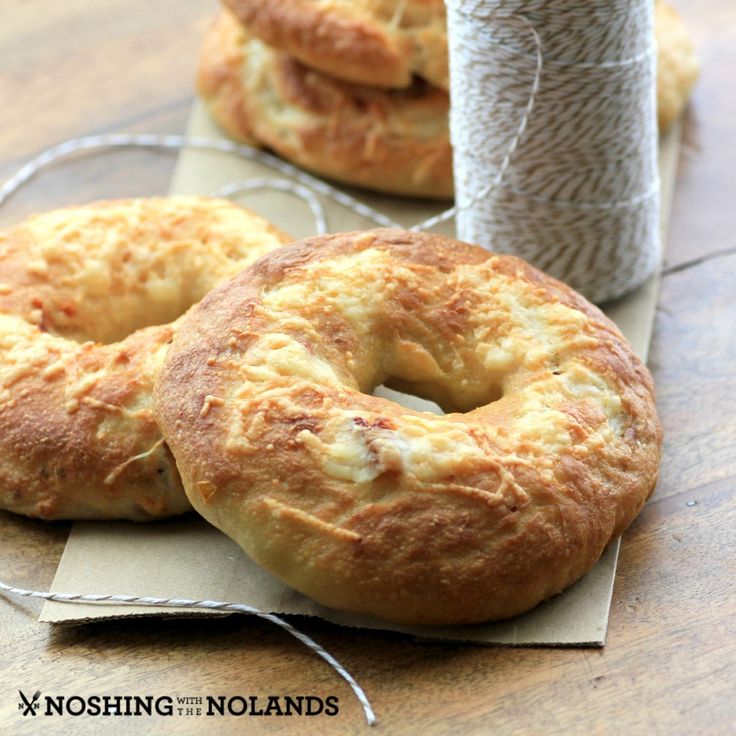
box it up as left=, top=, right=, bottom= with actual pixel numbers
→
left=199, top=0, right=699, bottom=199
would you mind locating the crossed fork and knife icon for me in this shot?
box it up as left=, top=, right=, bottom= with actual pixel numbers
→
left=18, top=690, right=41, bottom=716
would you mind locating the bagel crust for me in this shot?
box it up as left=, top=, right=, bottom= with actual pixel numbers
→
left=0, top=197, right=290, bottom=520
left=222, top=0, right=449, bottom=91
left=197, top=11, right=453, bottom=199
left=155, top=229, right=662, bottom=626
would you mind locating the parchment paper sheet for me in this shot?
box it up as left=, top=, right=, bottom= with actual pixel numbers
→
left=41, top=102, right=681, bottom=646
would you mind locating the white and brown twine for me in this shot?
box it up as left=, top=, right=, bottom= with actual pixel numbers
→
left=447, top=0, right=661, bottom=303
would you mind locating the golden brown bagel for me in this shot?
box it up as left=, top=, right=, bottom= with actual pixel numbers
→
left=155, top=229, right=662, bottom=626
left=199, top=3, right=697, bottom=199
left=0, top=197, right=290, bottom=520
left=198, top=11, right=452, bottom=199
left=222, top=0, right=449, bottom=91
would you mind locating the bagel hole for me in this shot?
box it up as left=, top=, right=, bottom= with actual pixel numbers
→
left=372, top=384, right=445, bottom=415
left=373, top=377, right=503, bottom=415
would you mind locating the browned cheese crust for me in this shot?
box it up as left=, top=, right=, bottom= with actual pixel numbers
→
left=198, top=3, right=697, bottom=200
left=0, top=197, right=291, bottom=520
left=223, top=0, right=449, bottom=90
left=155, top=229, right=662, bottom=626
left=197, top=11, right=453, bottom=199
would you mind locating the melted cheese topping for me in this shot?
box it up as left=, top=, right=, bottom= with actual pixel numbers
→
left=220, top=245, right=625, bottom=494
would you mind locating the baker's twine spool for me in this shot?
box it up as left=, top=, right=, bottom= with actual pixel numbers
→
left=446, top=0, right=661, bottom=303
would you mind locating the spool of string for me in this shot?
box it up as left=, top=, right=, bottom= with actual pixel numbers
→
left=446, top=0, right=660, bottom=303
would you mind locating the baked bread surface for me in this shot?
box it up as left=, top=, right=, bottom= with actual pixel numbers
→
left=155, top=229, right=662, bottom=625
left=223, top=0, right=449, bottom=90
left=0, top=197, right=290, bottom=520
left=198, top=11, right=452, bottom=199
left=655, top=1, right=700, bottom=132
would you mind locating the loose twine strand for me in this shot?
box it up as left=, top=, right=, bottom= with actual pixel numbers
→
left=0, top=134, right=400, bottom=231
left=0, top=126, right=541, bottom=235
left=0, top=578, right=376, bottom=726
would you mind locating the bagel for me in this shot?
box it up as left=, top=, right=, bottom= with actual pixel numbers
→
left=155, top=229, right=662, bottom=626
left=197, top=11, right=453, bottom=199
left=0, top=197, right=290, bottom=520
left=222, top=0, right=449, bottom=91
left=199, top=3, right=697, bottom=199
left=655, top=1, right=700, bottom=132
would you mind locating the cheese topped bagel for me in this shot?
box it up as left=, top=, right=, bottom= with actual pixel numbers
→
left=155, top=229, right=661, bottom=625
left=0, top=197, right=290, bottom=519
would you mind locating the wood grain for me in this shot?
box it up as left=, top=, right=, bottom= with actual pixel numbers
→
left=0, top=1, right=734, bottom=734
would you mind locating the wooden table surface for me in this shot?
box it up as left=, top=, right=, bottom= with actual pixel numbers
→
left=1, top=1, right=734, bottom=734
